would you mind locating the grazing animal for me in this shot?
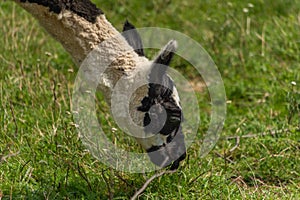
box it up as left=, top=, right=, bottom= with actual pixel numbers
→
left=13, top=0, right=186, bottom=170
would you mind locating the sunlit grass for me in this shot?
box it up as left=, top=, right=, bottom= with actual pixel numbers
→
left=0, top=0, right=299, bottom=199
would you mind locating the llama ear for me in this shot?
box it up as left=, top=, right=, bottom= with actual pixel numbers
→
left=150, top=40, right=177, bottom=81
left=122, top=20, right=145, bottom=56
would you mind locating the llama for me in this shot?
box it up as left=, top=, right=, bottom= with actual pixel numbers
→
left=14, top=0, right=186, bottom=170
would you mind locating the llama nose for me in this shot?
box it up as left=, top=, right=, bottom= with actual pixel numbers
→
left=147, top=147, right=172, bottom=168
left=146, top=128, right=186, bottom=169
left=147, top=144, right=186, bottom=169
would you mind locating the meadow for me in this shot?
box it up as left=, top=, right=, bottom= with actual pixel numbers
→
left=0, top=0, right=299, bottom=199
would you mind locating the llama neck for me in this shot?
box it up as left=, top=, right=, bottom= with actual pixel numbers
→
left=14, top=0, right=141, bottom=70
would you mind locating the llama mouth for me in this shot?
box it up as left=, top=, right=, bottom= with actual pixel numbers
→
left=146, top=126, right=186, bottom=170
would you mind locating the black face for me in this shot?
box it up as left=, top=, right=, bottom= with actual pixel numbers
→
left=123, top=21, right=186, bottom=170
left=138, top=81, right=186, bottom=170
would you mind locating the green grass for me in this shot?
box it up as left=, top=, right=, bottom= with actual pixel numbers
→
left=1, top=0, right=300, bottom=199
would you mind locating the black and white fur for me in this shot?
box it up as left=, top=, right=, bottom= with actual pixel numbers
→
left=122, top=21, right=186, bottom=170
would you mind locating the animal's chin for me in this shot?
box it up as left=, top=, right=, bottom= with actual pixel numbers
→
left=147, top=149, right=186, bottom=170
left=146, top=129, right=186, bottom=169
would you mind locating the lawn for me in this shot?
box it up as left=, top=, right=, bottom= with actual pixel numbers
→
left=0, top=0, right=299, bottom=199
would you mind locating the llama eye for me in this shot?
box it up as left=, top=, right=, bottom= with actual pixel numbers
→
left=169, top=116, right=181, bottom=123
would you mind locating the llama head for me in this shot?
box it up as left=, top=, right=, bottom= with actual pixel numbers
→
left=122, top=21, right=186, bottom=170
